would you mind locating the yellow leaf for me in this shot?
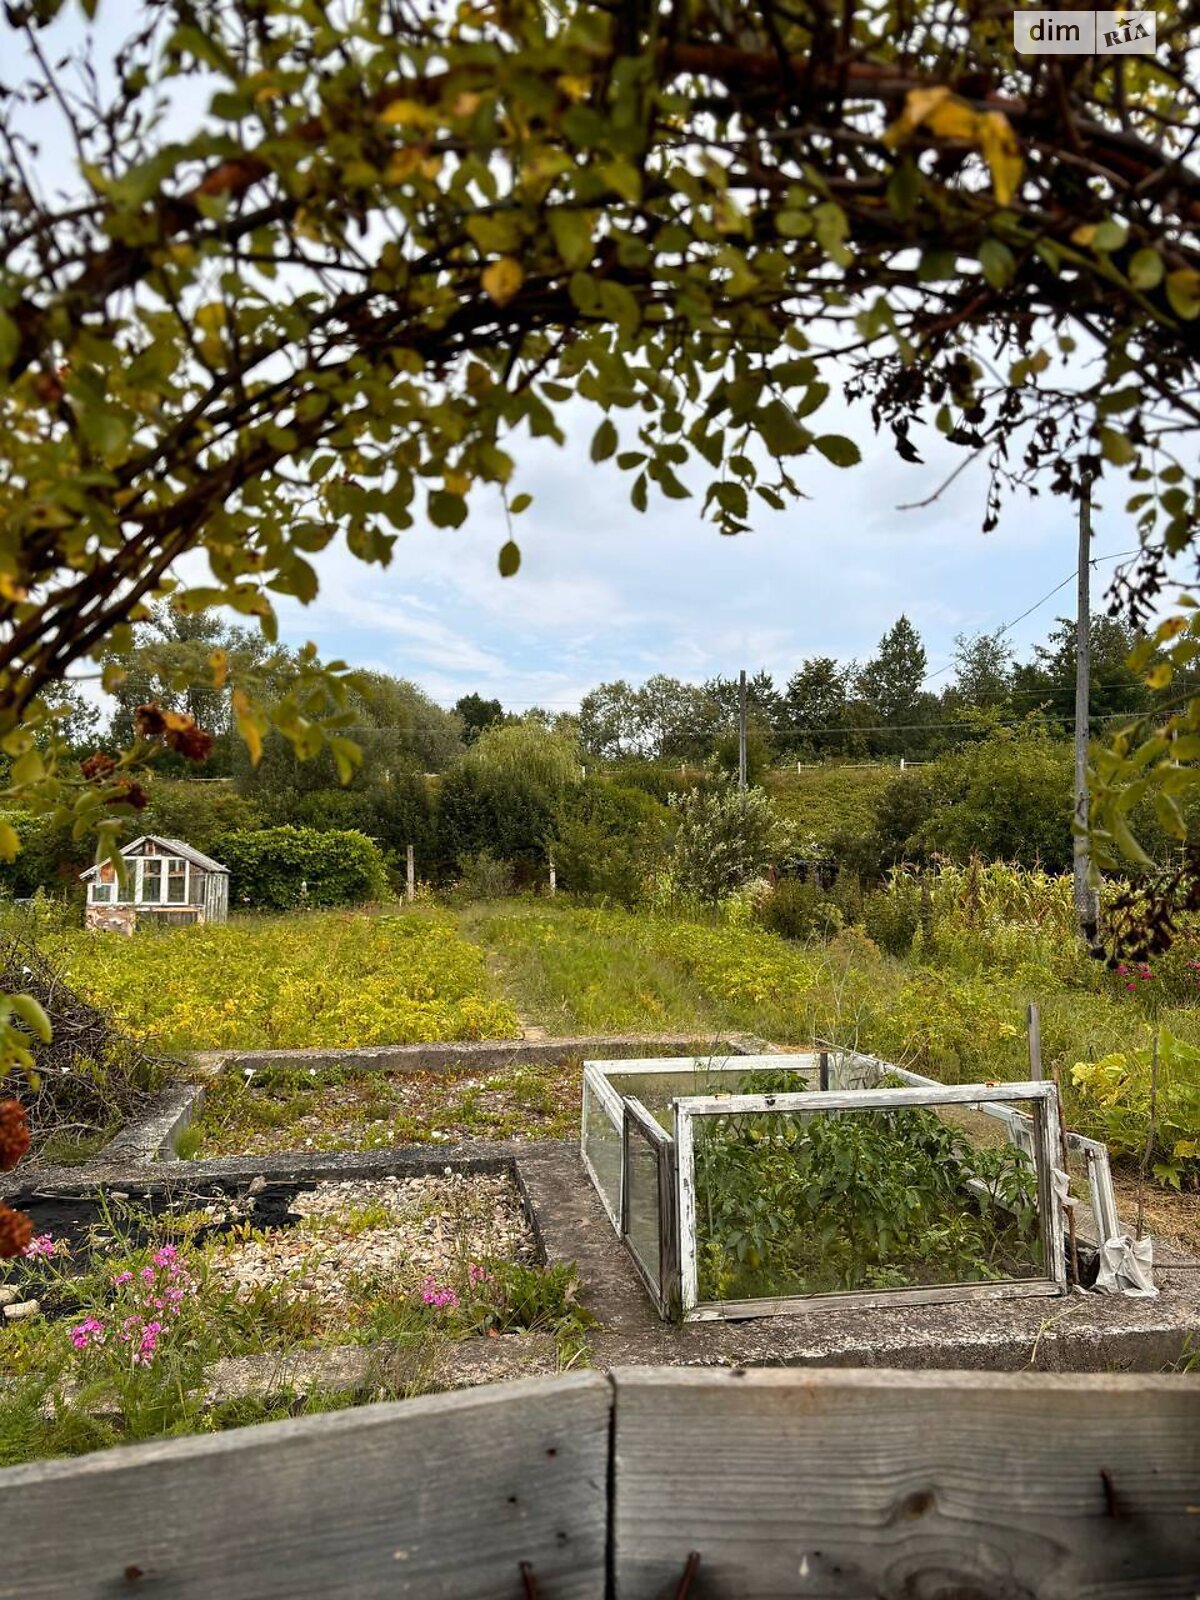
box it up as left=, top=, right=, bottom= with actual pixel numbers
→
left=924, top=96, right=983, bottom=142
left=482, top=257, right=524, bottom=307
left=556, top=75, right=591, bottom=102
left=1145, top=663, right=1173, bottom=690
left=0, top=822, right=20, bottom=863
left=196, top=302, right=226, bottom=332
left=209, top=648, right=229, bottom=689
left=232, top=688, right=263, bottom=766
left=978, top=111, right=1023, bottom=206
left=882, top=86, right=953, bottom=148
left=444, top=470, right=471, bottom=495
left=0, top=572, right=27, bottom=602
left=379, top=98, right=433, bottom=128
left=1072, top=223, right=1097, bottom=247
left=452, top=91, right=481, bottom=118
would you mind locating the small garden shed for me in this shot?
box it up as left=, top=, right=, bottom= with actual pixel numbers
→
left=80, top=836, right=229, bottom=933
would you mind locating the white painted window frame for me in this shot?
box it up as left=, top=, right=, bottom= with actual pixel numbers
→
left=581, top=1056, right=819, bottom=1234
left=133, top=855, right=190, bottom=907
left=674, top=1079, right=1066, bottom=1322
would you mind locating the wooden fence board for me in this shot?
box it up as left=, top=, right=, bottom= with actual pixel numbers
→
left=612, top=1367, right=1200, bottom=1599
left=0, top=1372, right=611, bottom=1600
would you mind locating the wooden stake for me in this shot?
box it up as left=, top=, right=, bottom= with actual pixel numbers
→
left=406, top=844, right=415, bottom=903
left=1027, top=1003, right=1042, bottom=1079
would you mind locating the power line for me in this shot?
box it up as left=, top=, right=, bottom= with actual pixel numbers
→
left=918, top=547, right=1141, bottom=687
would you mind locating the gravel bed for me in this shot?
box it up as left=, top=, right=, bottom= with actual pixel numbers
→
left=206, top=1172, right=535, bottom=1308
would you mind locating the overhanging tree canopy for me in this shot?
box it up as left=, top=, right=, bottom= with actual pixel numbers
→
left=0, top=0, right=1198, bottom=910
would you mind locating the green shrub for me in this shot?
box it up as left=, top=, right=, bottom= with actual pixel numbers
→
left=668, top=785, right=789, bottom=904
left=759, top=878, right=843, bottom=942
left=863, top=873, right=921, bottom=956
left=453, top=850, right=514, bottom=901
left=215, top=826, right=389, bottom=910
left=550, top=779, right=668, bottom=906
left=1072, top=1028, right=1200, bottom=1189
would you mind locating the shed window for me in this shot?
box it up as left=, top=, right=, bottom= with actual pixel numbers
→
left=139, top=858, right=163, bottom=903
left=90, top=882, right=112, bottom=904
left=166, top=859, right=187, bottom=903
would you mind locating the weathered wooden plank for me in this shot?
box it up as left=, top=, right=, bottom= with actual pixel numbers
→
left=0, top=1372, right=611, bottom=1600
left=612, top=1367, right=1200, bottom=1599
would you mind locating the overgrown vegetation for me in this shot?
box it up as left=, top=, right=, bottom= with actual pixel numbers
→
left=695, top=1104, right=1040, bottom=1301
left=0, top=930, right=167, bottom=1164
left=0, top=1183, right=587, bottom=1466
left=44, top=913, right=519, bottom=1053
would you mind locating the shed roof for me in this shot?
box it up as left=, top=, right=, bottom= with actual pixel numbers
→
left=79, top=835, right=229, bottom=880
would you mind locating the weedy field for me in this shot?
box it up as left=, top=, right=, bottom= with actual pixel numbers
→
left=19, top=868, right=1200, bottom=1248
left=44, top=911, right=520, bottom=1053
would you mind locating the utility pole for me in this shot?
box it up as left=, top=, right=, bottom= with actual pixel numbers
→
left=737, top=669, right=748, bottom=791
left=1073, top=474, right=1099, bottom=943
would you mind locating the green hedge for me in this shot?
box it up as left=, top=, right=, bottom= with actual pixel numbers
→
left=215, top=826, right=389, bottom=910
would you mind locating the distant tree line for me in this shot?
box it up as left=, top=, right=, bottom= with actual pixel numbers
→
left=577, top=612, right=1177, bottom=768
left=2, top=602, right=1190, bottom=909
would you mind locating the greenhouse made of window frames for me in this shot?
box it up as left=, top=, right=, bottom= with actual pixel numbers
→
left=581, top=1051, right=1129, bottom=1322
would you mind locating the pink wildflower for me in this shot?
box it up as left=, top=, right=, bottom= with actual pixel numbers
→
left=152, top=1245, right=177, bottom=1269
left=420, top=1275, right=459, bottom=1310
left=22, top=1232, right=56, bottom=1260
left=69, top=1316, right=106, bottom=1351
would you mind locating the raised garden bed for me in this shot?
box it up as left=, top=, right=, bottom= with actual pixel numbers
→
left=0, top=1166, right=585, bottom=1465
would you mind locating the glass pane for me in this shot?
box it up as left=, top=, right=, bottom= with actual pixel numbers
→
left=692, top=1100, right=1043, bottom=1306
left=140, top=859, right=162, bottom=903
left=582, top=1081, right=623, bottom=1227
left=167, top=861, right=187, bottom=903
left=624, top=1115, right=663, bottom=1294
left=91, top=883, right=111, bottom=903
left=605, top=1063, right=813, bottom=1135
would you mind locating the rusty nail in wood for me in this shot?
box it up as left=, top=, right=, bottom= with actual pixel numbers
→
left=675, top=1551, right=702, bottom=1599
left=520, top=1561, right=540, bottom=1599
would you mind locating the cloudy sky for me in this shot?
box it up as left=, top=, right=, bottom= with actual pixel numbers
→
left=272, top=414, right=1146, bottom=713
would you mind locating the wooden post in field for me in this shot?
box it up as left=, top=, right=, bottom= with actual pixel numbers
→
left=549, top=857, right=557, bottom=896
left=1027, top=1003, right=1042, bottom=1079
left=738, top=668, right=748, bottom=791
left=406, top=844, right=415, bottom=903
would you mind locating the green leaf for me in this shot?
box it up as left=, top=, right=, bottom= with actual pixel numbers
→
left=10, top=993, right=51, bottom=1043
left=757, top=399, right=811, bottom=457
left=979, top=239, right=1015, bottom=289
left=549, top=209, right=594, bottom=270
left=1166, top=270, right=1200, bottom=321
left=1092, top=218, right=1128, bottom=253
left=1129, top=248, right=1164, bottom=290
left=813, top=202, right=851, bottom=264
left=428, top=490, right=468, bottom=528
left=0, top=822, right=20, bottom=862
left=1099, top=427, right=1135, bottom=466
left=0, top=312, right=18, bottom=378
left=813, top=434, right=861, bottom=468
left=509, top=492, right=533, bottom=514
left=10, top=748, right=44, bottom=787
left=631, top=472, right=648, bottom=512
left=591, top=418, right=618, bottom=462
left=78, top=406, right=132, bottom=458
left=776, top=209, right=811, bottom=239
left=498, top=539, right=521, bottom=577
